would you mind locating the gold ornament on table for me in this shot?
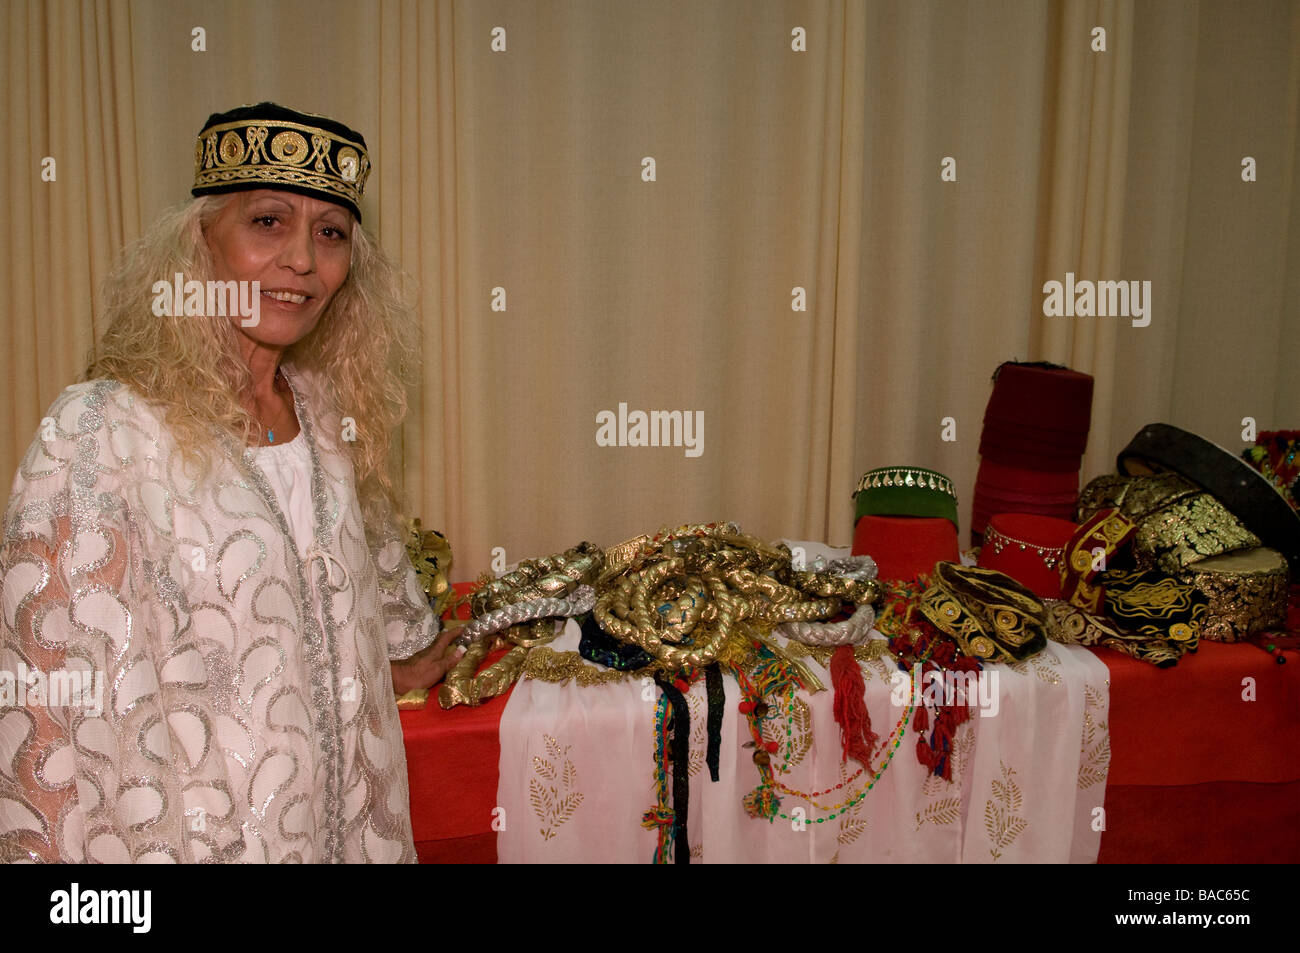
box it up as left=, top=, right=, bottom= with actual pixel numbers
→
left=1173, top=547, right=1289, bottom=641
left=396, top=519, right=460, bottom=710
left=438, top=521, right=882, bottom=708
left=406, top=518, right=460, bottom=618
left=439, top=545, right=604, bottom=709
left=1075, top=474, right=1263, bottom=573
left=592, top=522, right=855, bottom=671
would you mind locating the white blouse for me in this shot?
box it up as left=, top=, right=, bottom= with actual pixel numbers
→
left=254, top=432, right=314, bottom=556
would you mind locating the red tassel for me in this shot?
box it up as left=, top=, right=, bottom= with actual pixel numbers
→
left=831, top=644, right=878, bottom=770
left=916, top=738, right=935, bottom=768
left=929, top=704, right=971, bottom=781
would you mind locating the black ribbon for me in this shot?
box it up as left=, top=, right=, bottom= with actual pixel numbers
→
left=705, top=665, right=723, bottom=782
left=578, top=612, right=654, bottom=671
left=655, top=675, right=691, bottom=864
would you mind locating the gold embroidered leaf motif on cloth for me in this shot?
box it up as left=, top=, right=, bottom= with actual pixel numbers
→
left=985, top=761, right=1028, bottom=862
left=1077, top=684, right=1110, bottom=790
left=835, top=762, right=870, bottom=847
left=916, top=797, right=962, bottom=831
left=1005, top=650, right=1063, bottom=685
left=761, top=694, right=813, bottom=768
left=530, top=733, right=583, bottom=840
left=0, top=375, right=436, bottom=863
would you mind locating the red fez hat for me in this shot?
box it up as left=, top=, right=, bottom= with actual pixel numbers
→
left=983, top=362, right=1094, bottom=436
left=852, top=515, right=960, bottom=583
left=976, top=513, right=1078, bottom=599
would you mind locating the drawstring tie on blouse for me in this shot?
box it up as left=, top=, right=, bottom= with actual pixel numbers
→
left=306, top=545, right=350, bottom=599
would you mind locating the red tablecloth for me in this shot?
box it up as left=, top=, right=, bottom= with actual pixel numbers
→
left=401, top=587, right=1300, bottom=863
left=1092, top=636, right=1300, bottom=863
left=402, top=669, right=512, bottom=863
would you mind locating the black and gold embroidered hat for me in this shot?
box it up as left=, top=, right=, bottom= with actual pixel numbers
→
left=192, top=102, right=371, bottom=221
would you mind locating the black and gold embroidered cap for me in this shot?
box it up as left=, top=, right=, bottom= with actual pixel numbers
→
left=1118, top=423, right=1300, bottom=574
left=192, top=102, right=370, bottom=221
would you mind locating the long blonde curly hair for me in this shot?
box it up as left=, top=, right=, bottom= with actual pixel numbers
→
left=86, top=195, right=417, bottom=535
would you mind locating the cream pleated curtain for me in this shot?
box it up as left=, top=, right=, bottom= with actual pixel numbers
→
left=2, top=0, right=1297, bottom=580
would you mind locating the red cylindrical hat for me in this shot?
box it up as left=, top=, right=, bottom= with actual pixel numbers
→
left=852, top=515, right=960, bottom=583
left=980, top=425, right=1088, bottom=452
left=975, top=458, right=1080, bottom=496
left=976, top=513, right=1078, bottom=599
left=977, top=494, right=1076, bottom=517
left=971, top=499, right=1076, bottom=547
left=973, top=488, right=1080, bottom=510
left=981, top=416, right=1093, bottom=441
left=975, top=486, right=1081, bottom=506
left=973, top=499, right=1076, bottom=521
left=979, top=424, right=1091, bottom=457
left=974, top=441, right=1084, bottom=473
left=979, top=425, right=1085, bottom=458
left=975, top=499, right=1080, bottom=519
left=983, top=362, right=1094, bottom=435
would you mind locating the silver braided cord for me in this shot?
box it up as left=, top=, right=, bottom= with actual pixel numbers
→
left=455, top=584, right=596, bottom=645
left=778, top=554, right=880, bottom=645
left=776, top=602, right=878, bottom=646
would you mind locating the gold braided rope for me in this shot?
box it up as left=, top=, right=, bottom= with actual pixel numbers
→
left=596, top=522, right=875, bottom=670
left=471, top=542, right=604, bottom=615
left=440, top=618, right=560, bottom=708
left=440, top=545, right=605, bottom=708
left=438, top=637, right=494, bottom=708
left=439, top=521, right=883, bottom=706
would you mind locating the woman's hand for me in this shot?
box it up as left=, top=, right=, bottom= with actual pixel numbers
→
left=390, top=625, right=467, bottom=695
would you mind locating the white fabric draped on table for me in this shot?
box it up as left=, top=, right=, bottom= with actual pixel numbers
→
left=497, top=618, right=1110, bottom=863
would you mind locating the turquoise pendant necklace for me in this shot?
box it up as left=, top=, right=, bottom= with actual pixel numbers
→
left=262, top=370, right=290, bottom=444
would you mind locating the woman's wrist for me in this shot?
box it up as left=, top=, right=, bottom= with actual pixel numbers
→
left=391, top=626, right=465, bottom=695
left=390, top=660, right=413, bottom=695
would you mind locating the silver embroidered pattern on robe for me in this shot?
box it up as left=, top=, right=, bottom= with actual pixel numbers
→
left=0, top=370, right=434, bottom=863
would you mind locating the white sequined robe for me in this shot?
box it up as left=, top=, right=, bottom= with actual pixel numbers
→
left=0, top=368, right=435, bottom=862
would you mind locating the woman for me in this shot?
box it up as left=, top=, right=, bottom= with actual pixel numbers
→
left=0, top=103, right=459, bottom=863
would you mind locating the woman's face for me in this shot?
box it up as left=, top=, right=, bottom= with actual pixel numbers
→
left=204, top=190, right=353, bottom=350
